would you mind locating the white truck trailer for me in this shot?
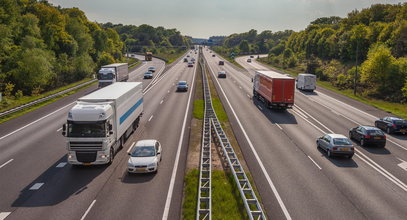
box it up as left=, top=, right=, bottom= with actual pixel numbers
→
left=296, top=73, right=316, bottom=92
left=63, top=82, right=143, bottom=165
left=98, top=63, right=129, bottom=88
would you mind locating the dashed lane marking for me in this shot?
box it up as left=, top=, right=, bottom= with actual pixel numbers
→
left=0, top=159, right=13, bottom=169
left=56, top=162, right=67, bottom=168
left=29, top=183, right=44, bottom=190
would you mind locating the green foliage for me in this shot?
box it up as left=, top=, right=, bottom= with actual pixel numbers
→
left=14, top=90, right=23, bottom=99
left=193, top=99, right=204, bottom=119
left=4, top=82, right=14, bottom=97
left=0, top=1, right=123, bottom=96
left=239, top=40, right=250, bottom=52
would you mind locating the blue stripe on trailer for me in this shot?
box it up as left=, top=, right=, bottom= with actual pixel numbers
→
left=120, top=98, right=143, bottom=125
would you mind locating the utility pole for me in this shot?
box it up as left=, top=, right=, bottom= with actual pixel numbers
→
left=354, top=40, right=359, bottom=96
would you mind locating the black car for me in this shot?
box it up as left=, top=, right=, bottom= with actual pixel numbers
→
left=218, top=61, right=224, bottom=65
left=183, top=58, right=188, bottom=62
left=375, top=117, right=407, bottom=134
left=349, top=126, right=386, bottom=147
left=212, top=54, right=215, bottom=57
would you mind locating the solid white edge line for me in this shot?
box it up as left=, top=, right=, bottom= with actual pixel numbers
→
left=148, top=115, right=154, bottom=122
left=80, top=200, right=96, bottom=220
left=127, top=142, right=136, bottom=154
left=29, top=183, right=44, bottom=190
left=206, top=57, right=292, bottom=220
left=0, top=159, right=13, bottom=169
left=160, top=100, right=164, bottom=104
left=307, top=156, right=322, bottom=170
left=0, top=102, right=75, bottom=141
left=276, top=123, right=283, bottom=130
left=162, top=55, right=197, bottom=220
left=0, top=212, right=11, bottom=220
left=56, top=127, right=62, bottom=132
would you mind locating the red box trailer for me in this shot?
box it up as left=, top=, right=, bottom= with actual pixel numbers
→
left=253, top=70, right=295, bottom=109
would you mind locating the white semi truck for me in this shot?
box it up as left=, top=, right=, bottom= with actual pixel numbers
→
left=63, top=82, right=143, bottom=165
left=98, top=63, right=129, bottom=88
left=296, top=73, right=316, bottom=92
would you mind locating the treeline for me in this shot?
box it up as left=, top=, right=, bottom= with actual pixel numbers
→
left=103, top=23, right=191, bottom=55
left=214, top=3, right=407, bottom=102
left=0, top=0, right=124, bottom=98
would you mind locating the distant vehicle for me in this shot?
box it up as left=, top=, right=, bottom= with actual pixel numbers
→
left=209, top=51, right=212, bottom=53
left=296, top=73, right=316, bottom=92
left=148, top=66, right=156, bottom=72
left=188, top=62, right=193, bottom=67
left=218, top=71, right=226, bottom=78
left=176, top=81, right=188, bottom=92
left=247, top=59, right=251, bottom=63
left=184, top=58, right=188, bottom=62
left=349, top=126, right=386, bottom=147
left=127, top=139, right=162, bottom=174
left=145, top=52, right=152, bottom=61
left=316, top=134, right=354, bottom=158
left=252, top=71, right=295, bottom=109
left=191, top=58, right=196, bottom=63
left=187, top=55, right=190, bottom=57
left=250, top=55, right=254, bottom=58
left=375, top=117, right=407, bottom=134
left=144, top=71, right=153, bottom=79
left=212, top=54, right=215, bottom=57
left=218, top=61, right=224, bottom=65
left=63, top=82, right=143, bottom=165
left=98, top=63, right=129, bottom=88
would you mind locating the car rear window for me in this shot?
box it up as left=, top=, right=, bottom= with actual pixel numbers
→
left=394, top=120, right=407, bottom=125
left=333, top=138, right=352, bottom=145
left=367, top=130, right=384, bottom=135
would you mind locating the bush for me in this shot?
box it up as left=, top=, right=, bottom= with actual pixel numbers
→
left=4, top=82, right=15, bottom=97
left=15, top=90, right=23, bottom=99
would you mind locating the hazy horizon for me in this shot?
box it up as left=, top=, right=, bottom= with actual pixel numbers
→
left=48, top=0, right=405, bottom=38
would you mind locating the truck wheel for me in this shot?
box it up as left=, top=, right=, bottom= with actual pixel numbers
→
left=108, top=148, right=114, bottom=164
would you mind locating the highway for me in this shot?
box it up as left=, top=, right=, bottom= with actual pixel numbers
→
left=203, top=49, right=407, bottom=219
left=0, top=52, right=195, bottom=220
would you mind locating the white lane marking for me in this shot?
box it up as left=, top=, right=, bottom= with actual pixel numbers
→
left=291, top=110, right=327, bottom=134
left=56, top=162, right=67, bottom=168
left=56, top=127, right=62, bottom=132
left=307, top=156, right=322, bottom=170
left=29, top=183, right=44, bottom=190
left=160, top=100, right=164, bottom=104
left=257, top=105, right=263, bottom=110
left=276, top=123, right=283, bottom=130
left=0, top=159, right=13, bottom=169
left=143, top=63, right=167, bottom=94
left=167, top=90, right=170, bottom=93
left=206, top=62, right=292, bottom=220
left=162, top=54, right=198, bottom=220
left=148, top=115, right=154, bottom=122
left=0, top=102, right=75, bottom=141
left=295, top=105, right=333, bottom=133
left=80, top=200, right=96, bottom=220
left=0, top=212, right=11, bottom=220
left=247, top=94, right=251, bottom=98
left=397, top=161, right=407, bottom=172
left=297, top=106, right=407, bottom=191
left=292, top=108, right=308, bottom=119
left=127, top=142, right=136, bottom=154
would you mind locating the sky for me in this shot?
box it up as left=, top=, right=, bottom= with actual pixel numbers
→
left=48, top=0, right=405, bottom=38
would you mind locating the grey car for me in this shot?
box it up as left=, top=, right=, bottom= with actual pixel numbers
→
left=176, top=81, right=188, bottom=92
left=316, top=134, right=354, bottom=159
left=148, top=66, right=156, bottom=72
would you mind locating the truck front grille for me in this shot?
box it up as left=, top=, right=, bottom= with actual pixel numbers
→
left=76, top=151, right=97, bottom=163
left=69, top=142, right=103, bottom=151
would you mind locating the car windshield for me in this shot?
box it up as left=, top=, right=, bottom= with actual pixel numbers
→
left=178, top=82, right=187, bottom=85
left=333, top=138, right=352, bottom=145
left=131, top=146, right=155, bottom=157
left=145, top=72, right=152, bottom=74
left=67, top=121, right=106, bottom=137
left=367, top=130, right=384, bottom=136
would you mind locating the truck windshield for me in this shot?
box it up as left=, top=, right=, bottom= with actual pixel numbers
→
left=98, top=72, right=114, bottom=80
left=67, top=121, right=106, bottom=137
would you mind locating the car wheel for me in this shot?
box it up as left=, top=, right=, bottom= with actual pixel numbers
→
left=386, top=127, right=392, bottom=134
left=348, top=155, right=353, bottom=159
left=360, top=139, right=365, bottom=147
left=316, top=142, right=321, bottom=149
left=327, top=149, right=332, bottom=158
left=349, top=132, right=353, bottom=140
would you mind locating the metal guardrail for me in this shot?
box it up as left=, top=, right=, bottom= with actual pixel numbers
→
left=199, top=53, right=266, bottom=220
left=197, top=56, right=212, bottom=220
left=0, top=79, right=97, bottom=118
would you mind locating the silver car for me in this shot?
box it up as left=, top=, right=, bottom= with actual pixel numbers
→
left=127, top=139, right=162, bottom=174
left=316, top=134, right=354, bottom=159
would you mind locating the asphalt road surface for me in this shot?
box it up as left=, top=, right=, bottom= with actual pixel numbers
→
left=203, top=49, right=407, bottom=220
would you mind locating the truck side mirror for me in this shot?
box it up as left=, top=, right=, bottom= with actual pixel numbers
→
left=109, top=124, right=113, bottom=131
left=62, top=124, right=66, bottom=136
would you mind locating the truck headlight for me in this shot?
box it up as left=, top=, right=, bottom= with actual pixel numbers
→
left=100, top=154, right=107, bottom=159
left=68, top=153, right=74, bottom=159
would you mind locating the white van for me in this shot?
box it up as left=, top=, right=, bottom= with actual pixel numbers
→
left=296, top=73, right=316, bottom=92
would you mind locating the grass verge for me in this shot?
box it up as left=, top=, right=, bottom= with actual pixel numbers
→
left=257, top=59, right=407, bottom=119
left=155, top=49, right=189, bottom=64
left=193, top=100, right=204, bottom=120
left=0, top=81, right=96, bottom=124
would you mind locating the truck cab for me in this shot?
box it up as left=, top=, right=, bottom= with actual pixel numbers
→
left=98, top=68, right=117, bottom=88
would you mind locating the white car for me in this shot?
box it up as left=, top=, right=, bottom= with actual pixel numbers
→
left=127, top=139, right=162, bottom=173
